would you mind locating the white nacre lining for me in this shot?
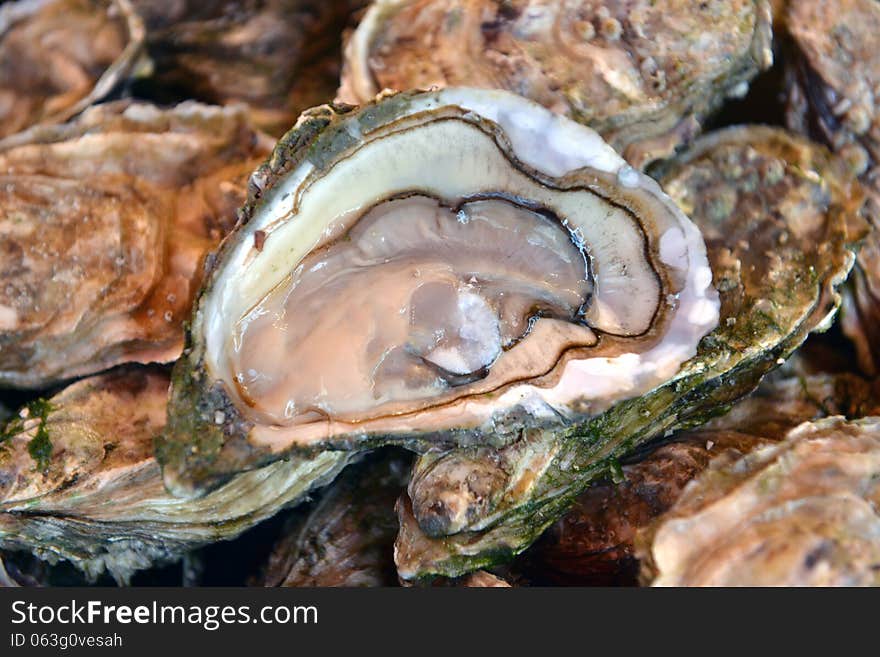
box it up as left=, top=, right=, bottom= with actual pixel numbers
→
left=202, top=89, right=719, bottom=449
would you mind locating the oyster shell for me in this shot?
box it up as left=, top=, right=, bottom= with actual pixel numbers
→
left=339, top=0, right=773, bottom=168
left=132, top=0, right=368, bottom=137
left=519, top=371, right=880, bottom=586
left=157, top=88, right=719, bottom=496
left=395, top=126, right=865, bottom=580
left=638, top=417, right=880, bottom=586
left=258, top=452, right=410, bottom=587
left=782, top=1, right=880, bottom=374
left=841, top=228, right=880, bottom=375
left=0, top=100, right=270, bottom=388
left=0, top=0, right=146, bottom=139
left=0, top=367, right=350, bottom=583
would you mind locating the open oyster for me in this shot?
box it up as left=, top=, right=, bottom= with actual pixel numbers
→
left=0, top=367, right=350, bottom=583
left=339, top=0, right=773, bottom=168
left=520, top=370, right=880, bottom=585
left=258, top=451, right=410, bottom=587
left=638, top=417, right=880, bottom=586
left=0, top=100, right=269, bottom=388
left=0, top=0, right=146, bottom=139
left=132, top=0, right=368, bottom=136
left=157, top=87, right=719, bottom=496
left=394, top=126, right=865, bottom=580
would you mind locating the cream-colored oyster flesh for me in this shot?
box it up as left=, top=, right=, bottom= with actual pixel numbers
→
left=0, top=368, right=350, bottom=583
left=0, top=100, right=270, bottom=388
left=0, top=0, right=145, bottom=139
left=639, top=417, right=880, bottom=586
left=158, top=88, right=718, bottom=496
left=339, top=0, right=773, bottom=167
left=393, top=126, right=865, bottom=580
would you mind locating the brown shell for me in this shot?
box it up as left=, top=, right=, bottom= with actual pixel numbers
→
left=0, top=0, right=146, bottom=139
left=339, top=0, right=773, bottom=168
left=638, top=417, right=880, bottom=586
left=132, top=0, right=369, bottom=136
left=0, top=100, right=269, bottom=388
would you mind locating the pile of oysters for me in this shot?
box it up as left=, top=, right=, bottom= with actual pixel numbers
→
left=2, top=0, right=879, bottom=587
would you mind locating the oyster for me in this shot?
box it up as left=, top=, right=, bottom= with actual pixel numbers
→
left=638, top=417, right=880, bottom=586
left=132, top=0, right=368, bottom=137
left=841, top=228, right=880, bottom=375
left=0, top=100, right=270, bottom=388
left=157, top=87, right=719, bottom=496
left=519, top=371, right=880, bottom=585
left=395, top=126, right=865, bottom=580
left=0, top=367, right=350, bottom=583
left=782, top=1, right=880, bottom=374
left=339, top=0, right=773, bottom=168
left=258, top=452, right=410, bottom=587
left=784, top=0, right=879, bottom=194
left=0, top=0, right=146, bottom=139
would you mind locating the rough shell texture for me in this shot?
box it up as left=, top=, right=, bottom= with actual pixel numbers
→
left=0, top=100, right=269, bottom=388
left=0, top=0, right=146, bottom=139
left=782, top=0, right=880, bottom=375
left=132, top=0, right=368, bottom=136
left=841, top=227, right=880, bottom=375
left=638, top=417, right=880, bottom=586
left=258, top=452, right=411, bottom=587
left=0, top=368, right=350, bottom=582
left=519, top=370, right=880, bottom=585
left=339, top=0, right=773, bottom=168
left=394, top=126, right=865, bottom=580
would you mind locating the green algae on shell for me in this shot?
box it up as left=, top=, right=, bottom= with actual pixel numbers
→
left=0, top=367, right=350, bottom=583
left=157, top=87, right=718, bottom=498
left=394, top=126, right=867, bottom=580
left=517, top=369, right=880, bottom=586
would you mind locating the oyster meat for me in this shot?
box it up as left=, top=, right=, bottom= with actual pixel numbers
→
left=157, top=87, right=719, bottom=496
left=638, top=417, right=880, bottom=586
left=132, top=0, right=369, bottom=136
left=0, top=100, right=269, bottom=388
left=394, top=126, right=865, bottom=580
left=339, top=0, right=773, bottom=168
left=0, top=0, right=145, bottom=139
left=0, top=367, right=350, bottom=582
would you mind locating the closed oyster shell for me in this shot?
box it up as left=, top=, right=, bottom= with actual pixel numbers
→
left=841, top=228, right=880, bottom=375
left=0, top=100, right=270, bottom=388
left=519, top=371, right=880, bottom=586
left=0, top=367, right=350, bottom=583
left=258, top=452, right=411, bottom=587
left=0, top=0, right=146, bottom=139
left=339, top=0, right=773, bottom=168
left=395, top=126, right=866, bottom=580
left=157, top=88, right=718, bottom=496
left=638, top=417, right=880, bottom=586
left=132, top=0, right=369, bottom=136
left=782, top=1, right=880, bottom=374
